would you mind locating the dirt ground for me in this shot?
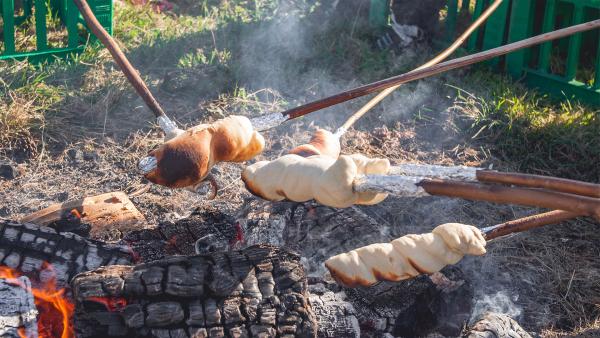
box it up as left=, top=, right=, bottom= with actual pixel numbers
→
left=0, top=0, right=599, bottom=336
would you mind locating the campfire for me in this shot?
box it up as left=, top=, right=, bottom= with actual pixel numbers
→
left=0, top=0, right=597, bottom=337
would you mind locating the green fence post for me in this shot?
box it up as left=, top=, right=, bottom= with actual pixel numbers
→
left=461, top=0, right=471, bottom=11
left=2, top=0, right=16, bottom=54
left=35, top=0, right=47, bottom=50
left=505, top=0, right=534, bottom=77
left=447, top=0, right=459, bottom=42
left=369, top=0, right=389, bottom=30
left=594, top=35, right=600, bottom=90
left=481, top=0, right=510, bottom=66
left=538, top=0, right=557, bottom=72
left=467, top=0, right=485, bottom=51
left=66, top=0, right=78, bottom=48
left=565, top=4, right=584, bottom=81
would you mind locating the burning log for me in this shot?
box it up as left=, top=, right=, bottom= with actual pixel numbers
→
left=20, top=192, right=148, bottom=241
left=71, top=244, right=318, bottom=337
left=0, top=219, right=133, bottom=287
left=465, top=312, right=531, bottom=338
left=0, top=276, right=38, bottom=338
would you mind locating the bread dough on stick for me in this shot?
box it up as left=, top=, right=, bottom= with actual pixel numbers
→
left=242, top=154, right=390, bottom=208
left=289, top=129, right=341, bottom=158
left=325, top=223, right=487, bottom=287
left=145, top=115, right=265, bottom=188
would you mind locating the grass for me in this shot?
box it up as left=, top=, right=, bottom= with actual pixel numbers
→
left=451, top=70, right=599, bottom=181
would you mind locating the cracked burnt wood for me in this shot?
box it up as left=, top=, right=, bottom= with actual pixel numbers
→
left=465, top=313, right=532, bottom=338
left=0, top=219, right=133, bottom=287
left=71, top=244, right=318, bottom=338
left=0, top=276, right=38, bottom=338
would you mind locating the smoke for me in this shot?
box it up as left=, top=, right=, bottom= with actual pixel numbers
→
left=231, top=1, right=428, bottom=131
left=471, top=290, right=523, bottom=322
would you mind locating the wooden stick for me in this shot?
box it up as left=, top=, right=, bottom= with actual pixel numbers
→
left=388, top=164, right=600, bottom=198
left=419, top=179, right=600, bottom=221
left=476, top=170, right=600, bottom=198
left=482, top=210, right=579, bottom=240
left=281, top=19, right=600, bottom=121
left=354, top=175, right=600, bottom=220
left=72, top=0, right=166, bottom=118
left=338, top=0, right=504, bottom=132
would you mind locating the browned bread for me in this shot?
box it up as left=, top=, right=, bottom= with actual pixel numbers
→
left=145, top=116, right=264, bottom=188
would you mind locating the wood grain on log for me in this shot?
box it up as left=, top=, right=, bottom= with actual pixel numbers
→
left=0, top=219, right=133, bottom=287
left=21, top=192, right=148, bottom=241
left=72, top=245, right=318, bottom=338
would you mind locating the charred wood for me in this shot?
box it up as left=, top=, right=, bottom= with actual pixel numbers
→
left=72, top=244, right=318, bottom=338
left=122, top=207, right=239, bottom=262
left=0, top=276, right=38, bottom=338
left=0, top=219, right=133, bottom=287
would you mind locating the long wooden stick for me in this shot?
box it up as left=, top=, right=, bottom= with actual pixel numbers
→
left=338, top=0, right=504, bottom=132
left=72, top=0, right=166, bottom=118
left=388, top=163, right=600, bottom=198
left=354, top=175, right=600, bottom=220
left=281, top=19, right=600, bottom=121
left=482, top=210, right=579, bottom=240
left=419, top=179, right=600, bottom=220
left=476, top=170, right=600, bottom=198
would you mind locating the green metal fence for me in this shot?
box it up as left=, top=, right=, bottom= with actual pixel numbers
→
left=372, top=0, right=600, bottom=105
left=0, top=0, right=112, bottom=63
left=447, top=0, right=599, bottom=105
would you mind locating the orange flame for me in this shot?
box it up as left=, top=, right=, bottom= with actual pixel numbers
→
left=0, top=263, right=75, bottom=338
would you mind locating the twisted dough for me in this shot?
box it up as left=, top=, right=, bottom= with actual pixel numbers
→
left=289, top=129, right=340, bottom=158
left=325, top=223, right=487, bottom=287
left=145, top=115, right=265, bottom=188
left=242, top=154, right=390, bottom=208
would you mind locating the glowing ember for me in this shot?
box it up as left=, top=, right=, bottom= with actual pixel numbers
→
left=0, top=263, right=74, bottom=338
left=86, top=297, right=127, bottom=312
left=230, top=222, right=245, bottom=247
